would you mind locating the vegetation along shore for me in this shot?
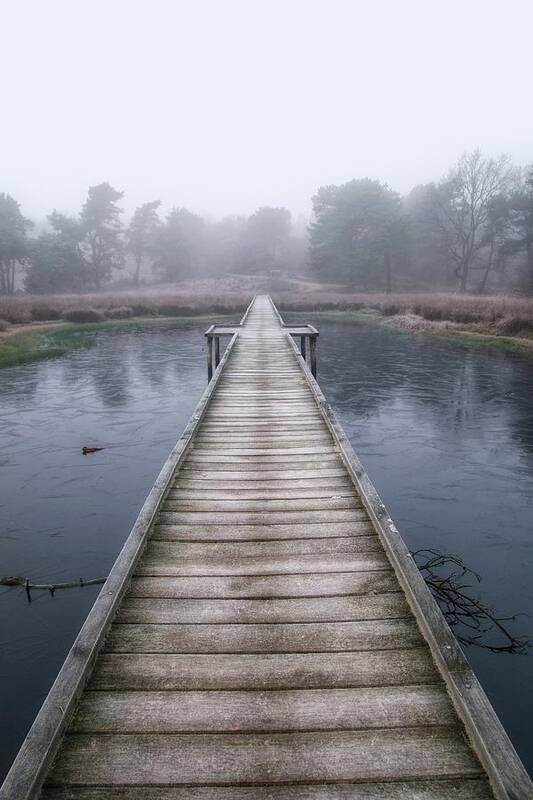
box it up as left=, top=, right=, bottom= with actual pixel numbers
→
left=3, top=279, right=533, bottom=368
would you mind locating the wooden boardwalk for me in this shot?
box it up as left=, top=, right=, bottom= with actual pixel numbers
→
left=2, top=296, right=532, bottom=799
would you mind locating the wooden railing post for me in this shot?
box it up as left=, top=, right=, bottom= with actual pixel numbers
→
left=310, top=334, right=317, bottom=378
left=214, top=336, right=221, bottom=370
left=207, top=335, right=213, bottom=382
left=300, top=335, right=306, bottom=360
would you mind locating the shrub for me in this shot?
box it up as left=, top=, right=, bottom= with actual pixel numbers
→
left=448, top=308, right=485, bottom=324
left=105, top=306, right=134, bottom=319
left=155, top=304, right=195, bottom=317
left=496, top=315, right=533, bottom=336
left=31, top=306, right=63, bottom=321
left=4, top=309, right=32, bottom=325
left=381, top=302, right=401, bottom=316
left=0, top=319, right=9, bottom=332
left=130, top=303, right=157, bottom=317
left=64, top=308, right=105, bottom=323
left=412, top=303, right=446, bottom=321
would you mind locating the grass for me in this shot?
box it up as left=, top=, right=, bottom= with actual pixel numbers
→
left=3, top=277, right=533, bottom=366
left=0, top=277, right=260, bottom=324
left=0, top=314, right=234, bottom=369
left=0, top=326, right=93, bottom=368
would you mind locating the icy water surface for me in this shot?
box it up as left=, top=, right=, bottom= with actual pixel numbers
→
left=1, top=315, right=533, bottom=779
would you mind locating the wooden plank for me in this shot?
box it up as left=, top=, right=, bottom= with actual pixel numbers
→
left=193, top=438, right=335, bottom=447
left=137, top=552, right=390, bottom=576
left=155, top=510, right=364, bottom=525
left=127, top=571, right=398, bottom=599
left=182, top=459, right=344, bottom=472
left=72, top=686, right=454, bottom=733
left=188, top=446, right=338, bottom=456
left=117, top=593, right=407, bottom=624
left=105, top=619, right=420, bottom=653
left=90, top=647, right=439, bottom=691
left=143, top=537, right=382, bottom=558
left=152, top=520, right=372, bottom=540
left=47, top=728, right=481, bottom=785
left=163, top=497, right=361, bottom=512
left=172, top=477, right=355, bottom=491
left=197, top=423, right=332, bottom=432
left=40, top=779, right=496, bottom=800
left=168, top=486, right=356, bottom=499
left=173, top=468, right=347, bottom=480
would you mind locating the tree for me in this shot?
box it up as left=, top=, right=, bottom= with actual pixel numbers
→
left=0, top=193, right=33, bottom=294
left=309, top=179, right=406, bottom=290
left=152, top=207, right=205, bottom=281
left=126, top=201, right=161, bottom=285
left=79, top=183, right=125, bottom=288
left=425, top=150, right=512, bottom=292
left=476, top=193, right=513, bottom=292
left=404, top=185, right=453, bottom=288
left=26, top=212, right=86, bottom=293
left=239, top=207, right=292, bottom=273
left=507, top=166, right=533, bottom=290
left=204, top=215, right=247, bottom=275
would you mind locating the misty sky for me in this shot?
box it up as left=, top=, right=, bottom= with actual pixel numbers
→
left=2, top=0, right=532, bottom=222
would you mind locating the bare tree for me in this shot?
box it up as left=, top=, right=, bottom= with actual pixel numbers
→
left=428, top=150, right=512, bottom=292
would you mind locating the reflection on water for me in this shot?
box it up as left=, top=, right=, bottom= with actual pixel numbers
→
left=0, top=316, right=533, bottom=778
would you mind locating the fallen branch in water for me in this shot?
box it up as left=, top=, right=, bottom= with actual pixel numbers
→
left=0, top=575, right=106, bottom=598
left=412, top=548, right=530, bottom=655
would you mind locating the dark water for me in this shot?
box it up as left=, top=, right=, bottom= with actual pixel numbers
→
left=1, top=316, right=533, bottom=779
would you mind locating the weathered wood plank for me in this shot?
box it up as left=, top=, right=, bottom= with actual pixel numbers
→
left=189, top=446, right=337, bottom=456
left=40, top=779, right=495, bottom=800
left=106, top=619, right=420, bottom=653
left=143, top=537, right=382, bottom=558
left=89, top=647, right=439, bottom=691
left=127, top=570, right=398, bottom=599
left=168, top=485, right=355, bottom=500
left=152, top=520, right=372, bottom=540
left=47, top=728, right=481, bottom=785
left=172, top=477, right=355, bottom=491
left=73, top=686, right=454, bottom=733
left=156, top=509, right=364, bottom=525
left=117, top=593, right=407, bottom=624
left=182, top=460, right=344, bottom=472
left=163, top=497, right=361, bottom=512
left=174, top=468, right=348, bottom=480
left=137, top=552, right=390, bottom=577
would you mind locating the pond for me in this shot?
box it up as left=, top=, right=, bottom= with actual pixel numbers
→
left=0, top=315, right=532, bottom=780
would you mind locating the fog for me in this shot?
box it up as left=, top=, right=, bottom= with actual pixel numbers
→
left=2, top=0, right=532, bottom=221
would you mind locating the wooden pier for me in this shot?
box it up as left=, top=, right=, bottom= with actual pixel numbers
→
left=2, top=296, right=531, bottom=799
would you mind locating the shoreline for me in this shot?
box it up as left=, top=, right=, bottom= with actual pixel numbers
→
left=2, top=304, right=533, bottom=369
left=0, top=315, right=228, bottom=369
left=283, top=308, right=533, bottom=354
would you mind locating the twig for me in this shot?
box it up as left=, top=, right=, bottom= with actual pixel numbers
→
left=413, top=548, right=530, bottom=655
left=1, top=575, right=106, bottom=596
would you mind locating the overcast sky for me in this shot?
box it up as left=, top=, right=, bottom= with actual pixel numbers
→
left=2, top=0, right=532, bottom=222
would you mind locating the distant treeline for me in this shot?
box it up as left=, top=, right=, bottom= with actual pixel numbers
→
left=1, top=149, right=532, bottom=295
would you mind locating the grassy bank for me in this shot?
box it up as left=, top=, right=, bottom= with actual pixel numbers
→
left=286, top=308, right=533, bottom=355
left=0, top=315, right=229, bottom=369
left=275, top=290, right=533, bottom=338
left=3, top=279, right=533, bottom=366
